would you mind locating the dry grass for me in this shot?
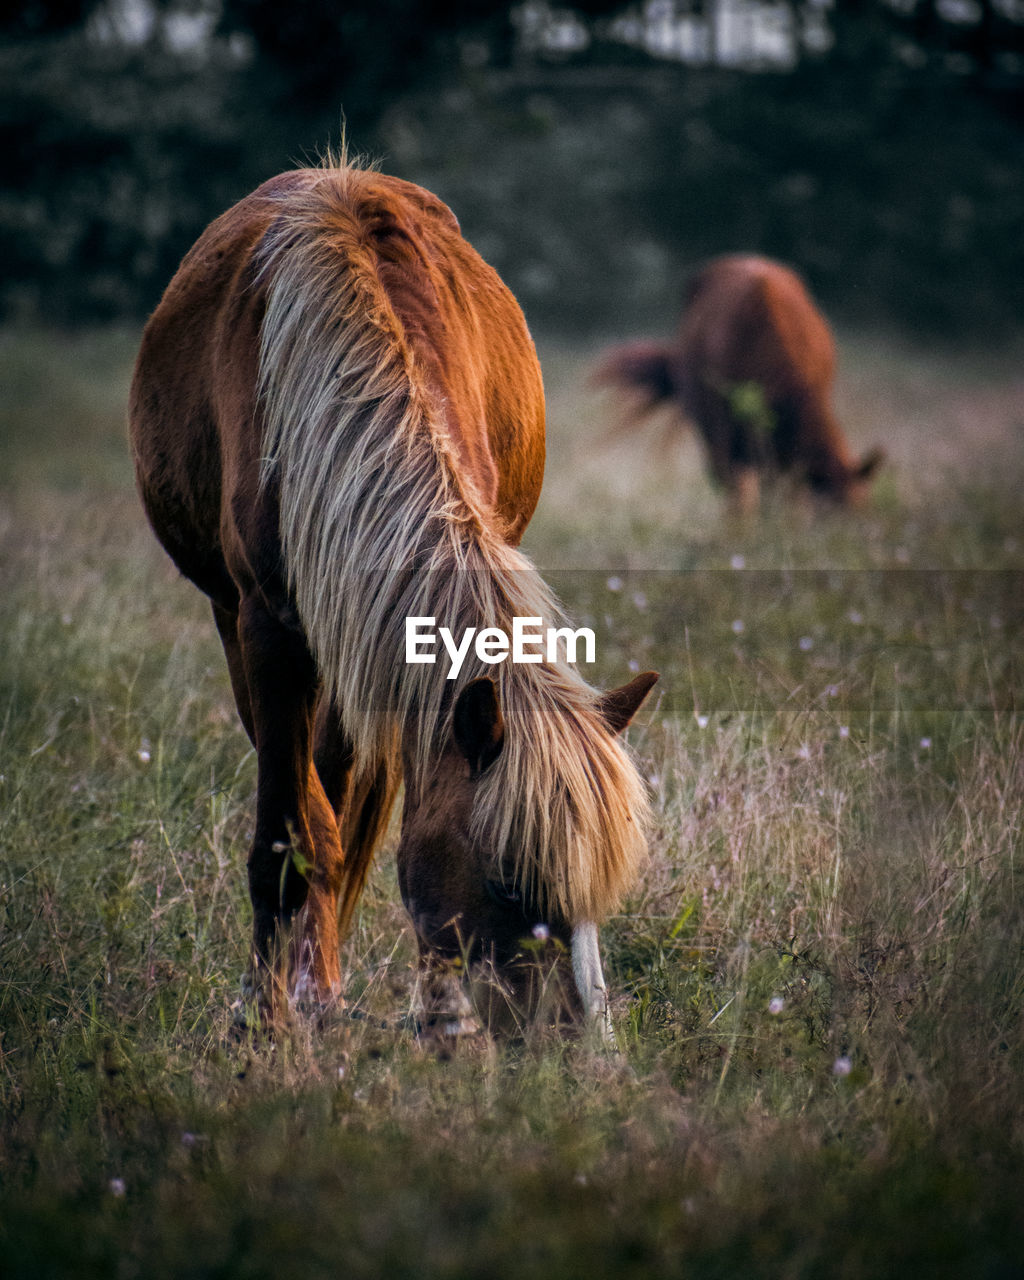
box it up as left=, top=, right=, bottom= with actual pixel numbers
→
left=1, top=325, right=1022, bottom=1277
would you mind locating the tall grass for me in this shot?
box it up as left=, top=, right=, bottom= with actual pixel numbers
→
left=1, top=326, right=1022, bottom=1277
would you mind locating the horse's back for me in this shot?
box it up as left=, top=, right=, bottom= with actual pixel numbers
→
left=676, top=255, right=835, bottom=401
left=129, top=165, right=545, bottom=608
left=129, top=170, right=321, bottom=601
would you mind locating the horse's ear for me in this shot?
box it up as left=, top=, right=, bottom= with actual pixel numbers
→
left=597, top=671, right=659, bottom=736
left=453, top=677, right=505, bottom=775
left=856, top=447, right=885, bottom=481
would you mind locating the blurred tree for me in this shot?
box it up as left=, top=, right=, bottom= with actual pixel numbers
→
left=214, top=0, right=641, bottom=130
left=219, top=0, right=485, bottom=119
left=0, top=0, right=102, bottom=38
left=828, top=0, right=1023, bottom=81
left=1, top=0, right=1021, bottom=329
left=0, top=4, right=250, bottom=320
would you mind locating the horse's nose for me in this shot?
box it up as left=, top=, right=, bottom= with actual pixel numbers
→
left=484, top=877, right=522, bottom=907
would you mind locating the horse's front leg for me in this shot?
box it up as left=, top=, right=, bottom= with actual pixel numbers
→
left=236, top=596, right=344, bottom=1023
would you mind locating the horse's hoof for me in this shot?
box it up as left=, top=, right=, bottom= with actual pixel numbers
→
left=293, top=994, right=347, bottom=1031
left=229, top=972, right=262, bottom=1032
left=289, top=964, right=345, bottom=1025
left=414, top=1011, right=484, bottom=1051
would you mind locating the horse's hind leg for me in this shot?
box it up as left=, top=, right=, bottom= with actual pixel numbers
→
left=235, top=595, right=345, bottom=1020
left=313, top=702, right=400, bottom=945
left=212, top=602, right=255, bottom=744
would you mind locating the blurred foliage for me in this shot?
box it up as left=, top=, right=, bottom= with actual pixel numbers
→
left=380, top=61, right=1023, bottom=338
left=0, top=0, right=1021, bottom=335
left=215, top=0, right=520, bottom=111
left=0, top=0, right=98, bottom=38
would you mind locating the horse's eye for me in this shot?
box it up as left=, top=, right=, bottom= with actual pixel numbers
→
left=485, top=878, right=522, bottom=907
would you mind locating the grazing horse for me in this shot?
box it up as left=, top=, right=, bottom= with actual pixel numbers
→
left=129, top=161, right=657, bottom=1034
left=596, top=254, right=883, bottom=512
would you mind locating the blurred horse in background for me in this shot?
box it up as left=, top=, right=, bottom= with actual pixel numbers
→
left=130, top=159, right=656, bottom=1037
left=596, top=254, right=883, bottom=513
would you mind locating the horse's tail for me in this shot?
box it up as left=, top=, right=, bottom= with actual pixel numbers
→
left=592, top=340, right=677, bottom=441
left=594, top=340, right=675, bottom=407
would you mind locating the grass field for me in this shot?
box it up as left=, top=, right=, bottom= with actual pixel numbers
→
left=1, top=324, right=1022, bottom=1278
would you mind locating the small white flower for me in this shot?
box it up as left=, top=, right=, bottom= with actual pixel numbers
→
left=731, top=619, right=744, bottom=635
left=797, top=744, right=811, bottom=760
left=627, top=658, right=639, bottom=673
left=632, top=591, right=647, bottom=611
left=768, top=997, right=784, bottom=1015
left=832, top=1055, right=853, bottom=1077
left=137, top=749, right=151, bottom=764
left=798, top=635, right=814, bottom=652
left=839, top=725, right=850, bottom=739
left=696, top=713, right=709, bottom=729
left=730, top=554, right=745, bottom=570
left=532, top=923, right=550, bottom=941
left=848, top=610, right=863, bottom=626
left=108, top=1177, right=126, bottom=1197
left=826, top=685, right=839, bottom=698
left=919, top=737, right=932, bottom=750
left=61, top=612, right=73, bottom=626
left=606, top=575, right=623, bottom=593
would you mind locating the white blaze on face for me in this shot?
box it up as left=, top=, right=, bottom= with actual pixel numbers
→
left=571, top=921, right=613, bottom=1041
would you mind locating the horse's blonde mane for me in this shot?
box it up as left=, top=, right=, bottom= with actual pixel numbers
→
left=256, top=162, right=649, bottom=924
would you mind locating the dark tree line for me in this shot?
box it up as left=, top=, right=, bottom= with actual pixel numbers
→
left=1, top=0, right=1022, bottom=332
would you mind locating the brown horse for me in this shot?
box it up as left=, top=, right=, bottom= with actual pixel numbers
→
left=129, top=160, right=656, bottom=1035
left=596, top=254, right=883, bottom=512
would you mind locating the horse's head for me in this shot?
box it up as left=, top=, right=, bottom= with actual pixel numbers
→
left=397, top=670, right=657, bottom=1037
left=807, top=446, right=886, bottom=508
